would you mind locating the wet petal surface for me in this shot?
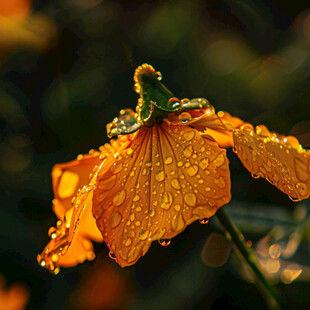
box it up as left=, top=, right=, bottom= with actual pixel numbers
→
left=233, top=124, right=310, bottom=201
left=93, top=122, right=231, bottom=267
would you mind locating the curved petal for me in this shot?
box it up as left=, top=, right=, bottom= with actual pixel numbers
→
left=52, top=152, right=102, bottom=219
left=93, top=122, right=231, bottom=267
left=233, top=124, right=310, bottom=201
left=38, top=135, right=135, bottom=273
left=169, top=107, right=245, bottom=148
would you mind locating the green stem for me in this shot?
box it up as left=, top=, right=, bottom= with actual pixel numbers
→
left=216, top=208, right=283, bottom=310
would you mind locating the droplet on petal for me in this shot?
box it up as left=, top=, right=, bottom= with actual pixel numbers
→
left=109, top=252, right=116, bottom=260
left=199, top=218, right=209, bottom=224
left=113, top=189, right=126, bottom=206
left=159, top=239, right=171, bottom=246
left=155, top=170, right=165, bottom=182
left=159, top=192, right=173, bottom=210
left=182, top=130, right=195, bottom=141
left=184, top=192, right=196, bottom=207
left=172, top=213, right=185, bottom=232
left=109, top=212, right=122, bottom=228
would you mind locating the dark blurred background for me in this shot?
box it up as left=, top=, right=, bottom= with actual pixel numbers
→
left=0, top=0, right=310, bottom=309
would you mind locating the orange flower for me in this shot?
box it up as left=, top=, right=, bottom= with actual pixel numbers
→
left=38, top=64, right=310, bottom=272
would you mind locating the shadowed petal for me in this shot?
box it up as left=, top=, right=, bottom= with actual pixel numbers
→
left=38, top=135, right=135, bottom=273
left=93, top=121, right=231, bottom=267
left=233, top=124, right=310, bottom=201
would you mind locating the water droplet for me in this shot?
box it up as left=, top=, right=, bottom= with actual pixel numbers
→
left=171, top=178, right=181, bottom=190
left=199, top=158, right=209, bottom=170
left=168, top=97, right=180, bottom=108
left=155, top=170, right=165, bottom=182
left=129, top=213, right=135, bottom=221
left=127, top=247, right=139, bottom=263
left=178, top=112, right=192, bottom=124
left=48, top=227, right=57, bottom=238
left=177, top=161, right=183, bottom=167
left=213, top=153, right=225, bottom=167
left=183, top=145, right=193, bottom=158
left=187, top=165, right=198, bottom=177
left=149, top=209, right=155, bottom=217
left=289, top=195, right=301, bottom=202
left=269, top=244, right=282, bottom=259
left=127, top=148, right=133, bottom=155
left=164, top=156, right=173, bottom=164
left=214, top=177, right=226, bottom=188
left=133, top=194, right=140, bottom=202
left=98, top=175, right=116, bottom=190
left=172, top=213, right=185, bottom=231
left=251, top=173, right=260, bottom=179
left=123, top=238, right=132, bottom=247
left=109, top=251, right=116, bottom=260
left=256, top=126, right=262, bottom=135
left=199, top=218, right=209, bottom=224
left=174, top=204, right=181, bottom=211
left=159, top=192, right=173, bottom=210
left=159, top=239, right=171, bottom=246
left=40, top=259, right=46, bottom=267
left=155, top=71, right=162, bottom=80
left=296, top=182, right=308, bottom=196
left=184, top=192, right=196, bottom=207
left=110, top=160, right=123, bottom=174
left=129, top=171, right=135, bottom=177
left=139, top=230, right=149, bottom=240
left=109, top=212, right=122, bottom=228
left=113, top=189, right=126, bottom=206
left=183, top=131, right=195, bottom=141
left=135, top=221, right=141, bottom=226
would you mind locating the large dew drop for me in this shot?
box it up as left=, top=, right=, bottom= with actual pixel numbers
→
left=184, top=192, right=196, bottom=207
left=159, top=192, right=173, bottom=210
left=113, top=189, right=126, bottom=206
left=159, top=239, right=171, bottom=246
left=172, top=213, right=185, bottom=232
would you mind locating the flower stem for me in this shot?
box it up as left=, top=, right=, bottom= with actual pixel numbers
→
left=216, top=208, right=283, bottom=310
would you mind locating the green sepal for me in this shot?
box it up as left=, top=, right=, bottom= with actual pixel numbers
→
left=138, top=71, right=174, bottom=125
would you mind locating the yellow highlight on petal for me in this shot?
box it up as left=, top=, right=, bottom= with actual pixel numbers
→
left=58, top=170, right=79, bottom=199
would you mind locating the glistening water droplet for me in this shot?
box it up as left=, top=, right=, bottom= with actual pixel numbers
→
left=159, top=239, right=171, bottom=246
left=199, top=218, right=209, bottom=224
left=109, top=251, right=116, bottom=260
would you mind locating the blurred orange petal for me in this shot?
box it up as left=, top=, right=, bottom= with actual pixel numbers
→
left=0, top=14, right=56, bottom=51
left=0, top=0, right=31, bottom=20
left=233, top=125, right=310, bottom=201
left=93, top=121, right=231, bottom=267
left=38, top=135, right=135, bottom=273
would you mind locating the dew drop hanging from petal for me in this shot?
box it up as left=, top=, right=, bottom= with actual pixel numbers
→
left=159, top=239, right=171, bottom=246
left=199, top=218, right=210, bottom=224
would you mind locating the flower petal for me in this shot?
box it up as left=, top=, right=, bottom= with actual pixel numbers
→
left=169, top=107, right=244, bottom=148
left=38, top=135, right=135, bottom=273
left=93, top=122, right=231, bottom=267
left=233, top=124, right=310, bottom=201
left=52, top=152, right=102, bottom=220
